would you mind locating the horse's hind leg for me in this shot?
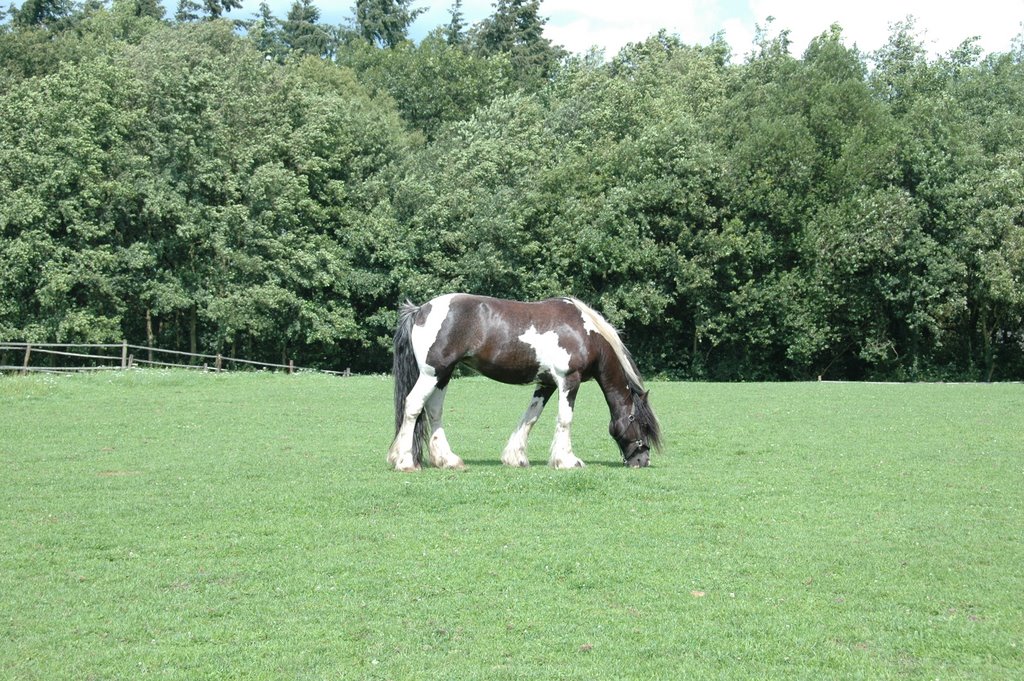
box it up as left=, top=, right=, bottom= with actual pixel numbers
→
left=425, top=387, right=465, bottom=470
left=388, top=373, right=437, bottom=472
left=501, top=385, right=554, bottom=467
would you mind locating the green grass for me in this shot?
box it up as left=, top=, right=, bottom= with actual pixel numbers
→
left=1, top=371, right=1022, bottom=679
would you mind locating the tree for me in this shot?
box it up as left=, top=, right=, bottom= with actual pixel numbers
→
left=202, top=0, right=241, bottom=19
left=470, top=0, right=565, bottom=89
left=0, top=55, right=152, bottom=344
left=12, top=0, right=73, bottom=27
left=3, top=5, right=1024, bottom=379
left=354, top=0, right=424, bottom=49
left=245, top=1, right=285, bottom=61
left=174, top=0, right=201, bottom=22
left=121, top=23, right=410, bottom=368
left=338, top=33, right=515, bottom=140
left=934, top=45, right=1024, bottom=379
left=283, top=0, right=331, bottom=57
left=953, top=160, right=1024, bottom=380
left=174, top=0, right=239, bottom=22
left=114, top=0, right=164, bottom=20
left=396, top=40, right=733, bottom=376
left=444, top=0, right=465, bottom=47
left=797, top=189, right=958, bottom=379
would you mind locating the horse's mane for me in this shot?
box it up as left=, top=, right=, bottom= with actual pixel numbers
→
left=565, top=298, right=644, bottom=390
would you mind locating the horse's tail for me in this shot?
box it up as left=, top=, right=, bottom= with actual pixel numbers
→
left=392, top=301, right=427, bottom=465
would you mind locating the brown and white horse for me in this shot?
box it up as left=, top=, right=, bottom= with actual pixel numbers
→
left=387, top=294, right=662, bottom=471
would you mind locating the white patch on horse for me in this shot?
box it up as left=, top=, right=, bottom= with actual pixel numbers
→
left=518, top=326, right=571, bottom=376
left=426, top=387, right=465, bottom=469
left=411, top=293, right=456, bottom=377
left=388, top=373, right=438, bottom=471
left=549, top=380, right=584, bottom=469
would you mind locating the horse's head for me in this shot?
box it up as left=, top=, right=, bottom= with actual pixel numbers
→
left=609, top=386, right=662, bottom=467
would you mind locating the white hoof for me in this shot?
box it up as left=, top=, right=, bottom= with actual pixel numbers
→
left=501, top=447, right=530, bottom=468
left=550, top=454, right=585, bottom=470
left=428, top=442, right=465, bottom=470
left=433, top=454, right=466, bottom=470
left=392, top=453, right=421, bottom=472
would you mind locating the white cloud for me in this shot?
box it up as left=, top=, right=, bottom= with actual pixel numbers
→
left=541, top=0, right=704, bottom=56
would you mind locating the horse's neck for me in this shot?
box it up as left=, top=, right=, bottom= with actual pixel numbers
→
left=596, top=359, right=632, bottom=419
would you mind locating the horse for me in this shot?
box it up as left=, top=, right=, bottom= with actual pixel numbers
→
left=387, top=293, right=662, bottom=471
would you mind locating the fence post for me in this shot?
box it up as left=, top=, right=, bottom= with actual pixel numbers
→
left=288, top=359, right=294, bottom=375
left=215, top=354, right=222, bottom=372
left=121, top=340, right=128, bottom=369
left=22, top=344, right=31, bottom=375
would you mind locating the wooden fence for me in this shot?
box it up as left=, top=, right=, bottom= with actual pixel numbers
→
left=0, top=342, right=351, bottom=376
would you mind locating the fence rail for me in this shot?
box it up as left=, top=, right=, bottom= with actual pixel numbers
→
left=0, top=341, right=351, bottom=377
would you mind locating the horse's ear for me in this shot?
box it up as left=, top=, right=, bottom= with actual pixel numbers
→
left=629, top=384, right=648, bottom=398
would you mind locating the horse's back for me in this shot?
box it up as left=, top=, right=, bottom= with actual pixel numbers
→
left=413, top=293, right=595, bottom=385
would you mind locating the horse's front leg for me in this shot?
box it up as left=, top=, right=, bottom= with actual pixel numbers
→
left=501, top=385, right=555, bottom=467
left=425, top=387, right=465, bottom=470
left=549, top=376, right=585, bottom=469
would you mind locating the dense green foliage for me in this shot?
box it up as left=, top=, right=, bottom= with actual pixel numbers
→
left=1, top=2, right=1023, bottom=379
left=2, top=372, right=1023, bottom=677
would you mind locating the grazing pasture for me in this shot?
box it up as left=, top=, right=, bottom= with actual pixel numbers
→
left=1, top=371, right=1022, bottom=679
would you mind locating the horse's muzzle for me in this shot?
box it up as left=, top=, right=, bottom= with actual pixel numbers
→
left=625, top=449, right=650, bottom=468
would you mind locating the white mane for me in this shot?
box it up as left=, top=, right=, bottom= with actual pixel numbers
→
left=565, top=298, right=644, bottom=389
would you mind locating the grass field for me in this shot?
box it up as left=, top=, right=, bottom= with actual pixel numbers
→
left=1, top=370, right=1022, bottom=679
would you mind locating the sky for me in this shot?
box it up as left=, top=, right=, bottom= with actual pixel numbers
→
left=229, top=0, right=1024, bottom=60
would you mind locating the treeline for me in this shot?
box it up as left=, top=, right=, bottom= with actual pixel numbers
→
left=1, top=1, right=1022, bottom=380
